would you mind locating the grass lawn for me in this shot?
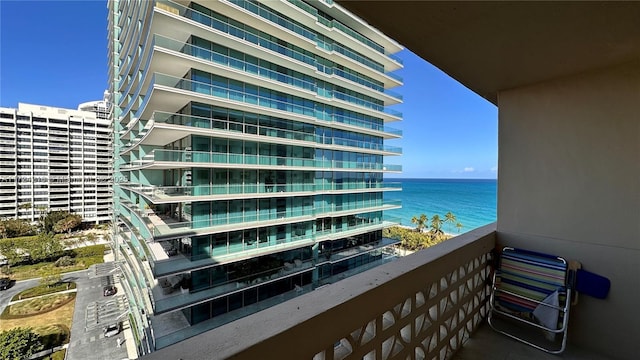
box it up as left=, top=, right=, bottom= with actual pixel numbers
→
left=5, top=244, right=107, bottom=281
left=0, top=293, right=76, bottom=350
left=2, top=293, right=75, bottom=317
left=38, top=349, right=66, bottom=360
left=7, top=261, right=98, bottom=281
left=12, top=282, right=77, bottom=301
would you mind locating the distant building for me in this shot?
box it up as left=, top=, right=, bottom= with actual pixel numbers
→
left=0, top=97, right=113, bottom=224
left=109, top=0, right=403, bottom=354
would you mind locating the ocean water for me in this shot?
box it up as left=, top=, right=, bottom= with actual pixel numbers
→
left=384, top=178, right=497, bottom=234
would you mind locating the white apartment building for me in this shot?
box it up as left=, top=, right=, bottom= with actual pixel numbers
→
left=0, top=101, right=113, bottom=224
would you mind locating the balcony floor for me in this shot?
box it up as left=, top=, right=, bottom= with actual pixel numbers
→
left=455, top=322, right=611, bottom=360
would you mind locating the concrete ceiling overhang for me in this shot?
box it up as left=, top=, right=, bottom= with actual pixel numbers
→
left=337, top=1, right=640, bottom=104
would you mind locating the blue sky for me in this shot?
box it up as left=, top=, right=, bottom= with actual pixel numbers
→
left=0, top=1, right=497, bottom=179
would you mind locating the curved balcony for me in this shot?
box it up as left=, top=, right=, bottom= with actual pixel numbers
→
left=227, top=0, right=402, bottom=72
left=147, top=209, right=314, bottom=240
left=120, top=148, right=402, bottom=173
left=137, top=72, right=401, bottom=138
left=154, top=0, right=400, bottom=88
left=147, top=216, right=399, bottom=277
left=314, top=217, right=398, bottom=242
left=154, top=34, right=316, bottom=92
left=126, top=110, right=401, bottom=155
left=317, top=63, right=403, bottom=102
left=149, top=72, right=400, bottom=123
left=145, top=224, right=497, bottom=357
left=152, top=258, right=315, bottom=314
left=314, top=200, right=401, bottom=217
left=121, top=181, right=401, bottom=203
left=317, top=237, right=400, bottom=265
left=152, top=33, right=401, bottom=107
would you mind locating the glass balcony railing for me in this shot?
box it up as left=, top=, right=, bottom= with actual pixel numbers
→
left=314, top=200, right=401, bottom=215
left=317, top=237, right=399, bottom=264
left=329, top=19, right=385, bottom=55
left=233, top=0, right=403, bottom=69
left=156, top=0, right=403, bottom=91
left=149, top=210, right=314, bottom=237
left=151, top=111, right=401, bottom=152
left=325, top=112, right=401, bottom=135
left=154, top=35, right=317, bottom=92
left=155, top=34, right=402, bottom=106
left=146, top=217, right=398, bottom=276
left=331, top=90, right=384, bottom=112
left=156, top=0, right=317, bottom=66
left=123, top=147, right=402, bottom=172
left=152, top=258, right=315, bottom=313
left=152, top=72, right=400, bottom=121
left=157, top=32, right=393, bottom=112
left=228, top=0, right=316, bottom=42
left=148, top=75, right=403, bottom=136
left=226, top=0, right=389, bottom=73
left=315, top=217, right=398, bottom=239
left=144, top=226, right=497, bottom=355
left=285, top=0, right=394, bottom=62
left=327, top=41, right=383, bottom=73
left=154, top=72, right=317, bottom=115
left=121, top=181, right=401, bottom=200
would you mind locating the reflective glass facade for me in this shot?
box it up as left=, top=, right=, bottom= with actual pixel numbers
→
left=109, top=0, right=402, bottom=354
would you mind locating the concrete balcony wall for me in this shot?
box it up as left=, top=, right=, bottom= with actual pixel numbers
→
left=497, top=60, right=640, bottom=359
left=143, top=224, right=496, bottom=360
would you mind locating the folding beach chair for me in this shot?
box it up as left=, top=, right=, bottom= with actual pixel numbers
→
left=488, top=247, right=573, bottom=354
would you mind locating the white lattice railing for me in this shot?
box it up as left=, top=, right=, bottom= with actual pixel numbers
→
left=144, top=224, right=496, bottom=360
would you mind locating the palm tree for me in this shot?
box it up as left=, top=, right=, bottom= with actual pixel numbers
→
left=418, top=214, right=427, bottom=232
left=430, top=214, right=444, bottom=240
left=455, top=222, right=463, bottom=233
left=410, top=214, right=428, bottom=232
left=444, top=211, right=456, bottom=233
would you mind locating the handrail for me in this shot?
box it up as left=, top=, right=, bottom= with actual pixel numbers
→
left=120, top=147, right=402, bottom=172
left=148, top=111, right=402, bottom=152
left=143, top=224, right=497, bottom=357
left=120, top=181, right=402, bottom=200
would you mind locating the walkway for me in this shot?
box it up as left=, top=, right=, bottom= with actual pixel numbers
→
left=65, top=252, right=134, bottom=360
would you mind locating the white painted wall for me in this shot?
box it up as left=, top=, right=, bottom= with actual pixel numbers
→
left=497, top=60, right=640, bottom=359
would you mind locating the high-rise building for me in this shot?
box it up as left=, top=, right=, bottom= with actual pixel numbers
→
left=109, top=0, right=403, bottom=353
left=0, top=100, right=112, bottom=224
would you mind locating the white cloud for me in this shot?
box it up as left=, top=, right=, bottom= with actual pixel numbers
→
left=490, top=166, right=498, bottom=172
left=463, top=167, right=475, bottom=172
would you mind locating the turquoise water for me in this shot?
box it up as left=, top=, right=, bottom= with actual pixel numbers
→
left=384, top=178, right=497, bottom=234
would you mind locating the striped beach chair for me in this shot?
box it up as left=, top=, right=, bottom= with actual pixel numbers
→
left=488, top=247, right=573, bottom=354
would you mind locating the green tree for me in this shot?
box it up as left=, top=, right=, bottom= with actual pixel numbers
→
left=410, top=214, right=428, bottom=232
left=0, top=239, right=22, bottom=267
left=42, top=211, right=68, bottom=234
left=27, top=233, right=64, bottom=262
left=40, top=273, right=62, bottom=288
left=429, top=214, right=444, bottom=240
left=0, top=218, right=34, bottom=238
left=444, top=211, right=457, bottom=233
left=42, top=211, right=81, bottom=234
left=0, top=327, right=43, bottom=360
left=56, top=214, right=82, bottom=234
left=455, top=222, right=464, bottom=233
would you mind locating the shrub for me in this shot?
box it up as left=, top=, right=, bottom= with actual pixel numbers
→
left=54, top=256, right=76, bottom=267
left=0, top=265, right=12, bottom=275
left=71, top=244, right=107, bottom=258
left=40, top=273, right=62, bottom=288
left=0, top=327, right=43, bottom=360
